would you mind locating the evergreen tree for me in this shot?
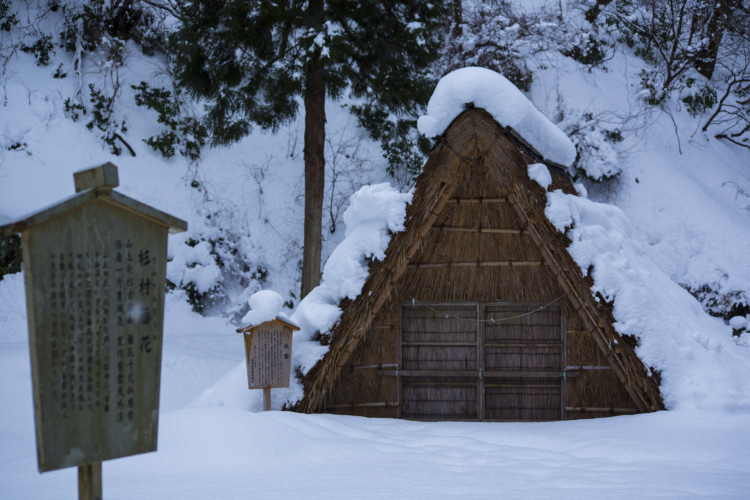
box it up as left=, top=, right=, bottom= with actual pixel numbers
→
left=170, top=0, right=450, bottom=298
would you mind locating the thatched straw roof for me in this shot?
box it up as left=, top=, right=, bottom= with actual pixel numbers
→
left=295, top=107, right=664, bottom=415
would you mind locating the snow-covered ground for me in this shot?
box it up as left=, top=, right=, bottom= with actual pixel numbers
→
left=2, top=276, right=749, bottom=498
left=2, top=2, right=750, bottom=498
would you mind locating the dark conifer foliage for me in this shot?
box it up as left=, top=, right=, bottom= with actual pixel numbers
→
left=170, top=0, right=448, bottom=144
left=169, top=0, right=450, bottom=297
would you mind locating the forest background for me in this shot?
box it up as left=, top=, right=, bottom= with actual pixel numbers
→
left=1, top=0, right=749, bottom=324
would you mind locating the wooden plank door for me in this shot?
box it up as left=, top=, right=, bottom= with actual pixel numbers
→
left=400, top=303, right=479, bottom=420
left=482, top=303, right=565, bottom=421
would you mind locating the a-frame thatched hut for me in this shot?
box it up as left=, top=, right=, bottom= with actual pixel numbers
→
left=295, top=107, right=664, bottom=421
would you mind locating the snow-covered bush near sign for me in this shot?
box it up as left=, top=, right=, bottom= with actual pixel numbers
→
left=166, top=227, right=271, bottom=318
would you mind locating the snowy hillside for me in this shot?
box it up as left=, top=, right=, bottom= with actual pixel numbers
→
left=2, top=0, right=750, bottom=498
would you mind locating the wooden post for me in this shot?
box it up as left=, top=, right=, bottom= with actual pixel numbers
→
left=263, top=387, right=272, bottom=411
left=78, top=462, right=102, bottom=500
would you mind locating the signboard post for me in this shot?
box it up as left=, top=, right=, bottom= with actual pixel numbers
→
left=236, top=318, right=298, bottom=410
left=0, top=163, right=187, bottom=498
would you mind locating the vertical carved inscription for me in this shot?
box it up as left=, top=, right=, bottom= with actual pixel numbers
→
left=244, top=324, right=293, bottom=389
left=44, top=240, right=161, bottom=422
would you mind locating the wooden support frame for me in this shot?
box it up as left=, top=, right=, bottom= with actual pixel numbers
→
left=565, top=407, right=638, bottom=414
left=326, top=402, right=400, bottom=409
left=431, top=225, right=528, bottom=235
left=384, top=370, right=566, bottom=378
left=407, top=261, right=545, bottom=269
left=444, top=197, right=508, bottom=204
left=78, top=463, right=102, bottom=500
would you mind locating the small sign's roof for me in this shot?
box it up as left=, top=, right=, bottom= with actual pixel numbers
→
left=236, top=315, right=301, bottom=334
left=0, top=163, right=187, bottom=236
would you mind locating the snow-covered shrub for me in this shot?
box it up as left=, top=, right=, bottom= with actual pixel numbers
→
left=0, top=0, right=18, bottom=32
left=560, top=26, right=611, bottom=68
left=684, top=284, right=750, bottom=324
left=167, top=230, right=269, bottom=320
left=20, top=33, right=54, bottom=66
left=600, top=0, right=750, bottom=148
left=681, top=80, right=718, bottom=117
left=599, top=1, right=708, bottom=106
left=86, top=82, right=129, bottom=156
left=729, top=315, right=749, bottom=338
left=561, top=109, right=624, bottom=182
left=59, top=0, right=167, bottom=55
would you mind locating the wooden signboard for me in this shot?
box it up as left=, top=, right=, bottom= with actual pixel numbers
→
left=242, top=320, right=295, bottom=390
left=1, top=163, right=186, bottom=485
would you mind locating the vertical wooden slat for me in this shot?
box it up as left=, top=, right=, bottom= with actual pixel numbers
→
left=477, top=302, right=484, bottom=421
left=397, top=304, right=403, bottom=419
left=561, top=309, right=567, bottom=420
left=477, top=198, right=484, bottom=422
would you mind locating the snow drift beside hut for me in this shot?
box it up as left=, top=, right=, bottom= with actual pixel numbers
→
left=543, top=180, right=750, bottom=411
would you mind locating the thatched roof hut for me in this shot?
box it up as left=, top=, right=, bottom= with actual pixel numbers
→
left=294, top=107, right=664, bottom=421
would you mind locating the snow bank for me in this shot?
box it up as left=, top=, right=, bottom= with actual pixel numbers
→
left=0, top=273, right=27, bottom=344
left=545, top=190, right=750, bottom=411
left=417, top=67, right=576, bottom=167
left=292, top=183, right=412, bottom=373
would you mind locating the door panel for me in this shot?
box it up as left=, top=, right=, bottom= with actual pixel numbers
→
left=399, top=303, right=564, bottom=421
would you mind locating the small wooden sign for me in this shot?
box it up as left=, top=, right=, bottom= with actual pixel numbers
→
left=239, top=319, right=297, bottom=390
left=1, top=163, right=186, bottom=474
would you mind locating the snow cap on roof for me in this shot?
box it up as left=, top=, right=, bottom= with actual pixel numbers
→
left=241, top=290, right=297, bottom=329
left=418, top=67, right=576, bottom=167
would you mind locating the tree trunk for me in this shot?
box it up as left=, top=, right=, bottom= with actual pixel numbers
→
left=301, top=0, right=326, bottom=299
left=694, top=1, right=740, bottom=80
left=452, top=0, right=463, bottom=37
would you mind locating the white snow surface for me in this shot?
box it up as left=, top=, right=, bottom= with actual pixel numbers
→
left=417, top=67, right=577, bottom=167
left=729, top=316, right=748, bottom=331
left=528, top=163, right=552, bottom=190
left=546, top=191, right=750, bottom=411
